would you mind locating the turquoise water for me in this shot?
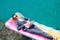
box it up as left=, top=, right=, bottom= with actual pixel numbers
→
left=0, top=0, right=60, bottom=30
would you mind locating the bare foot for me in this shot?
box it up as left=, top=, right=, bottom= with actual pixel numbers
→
left=53, top=38, right=57, bottom=40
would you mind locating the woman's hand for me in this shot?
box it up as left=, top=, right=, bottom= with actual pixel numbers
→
left=24, top=20, right=32, bottom=28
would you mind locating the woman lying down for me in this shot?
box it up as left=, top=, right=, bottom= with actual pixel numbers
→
left=12, top=14, right=55, bottom=40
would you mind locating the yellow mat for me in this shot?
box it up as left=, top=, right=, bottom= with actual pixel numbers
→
left=34, top=22, right=60, bottom=40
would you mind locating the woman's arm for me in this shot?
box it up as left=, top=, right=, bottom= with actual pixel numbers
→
left=24, top=20, right=33, bottom=28
left=15, top=21, right=25, bottom=30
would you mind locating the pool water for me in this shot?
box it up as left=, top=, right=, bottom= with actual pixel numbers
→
left=0, top=0, right=60, bottom=31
